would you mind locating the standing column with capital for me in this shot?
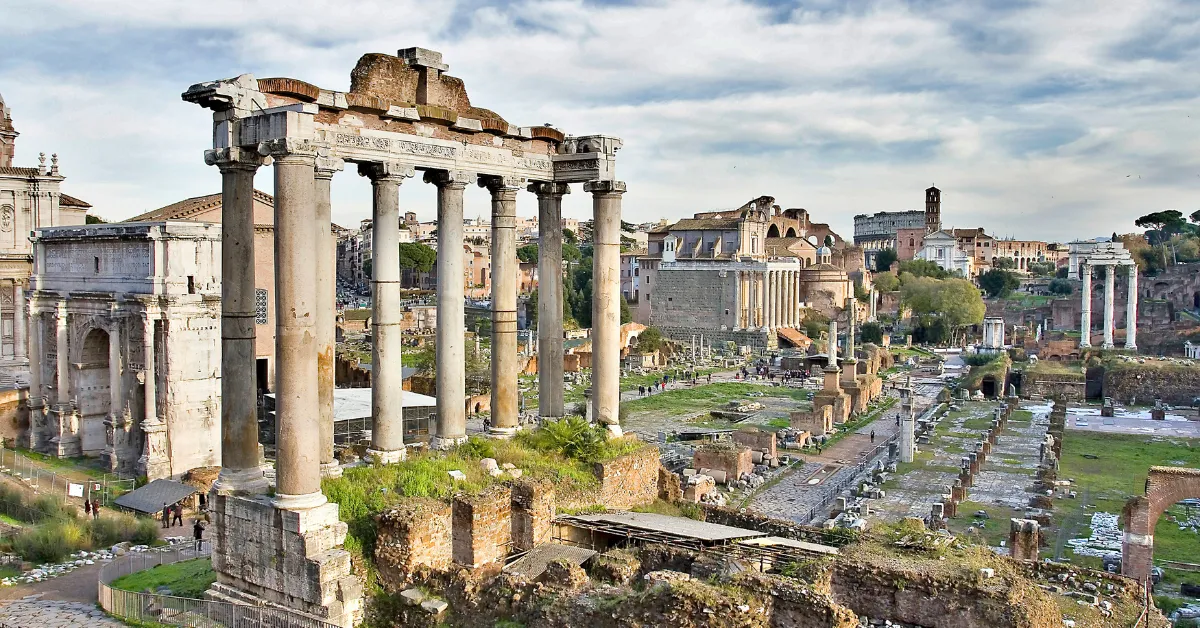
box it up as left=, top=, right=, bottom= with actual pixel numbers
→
left=1102, top=264, right=1116, bottom=349
left=139, top=311, right=170, bottom=479
left=314, top=157, right=343, bottom=478
left=483, top=176, right=523, bottom=436
left=587, top=180, right=626, bottom=437
left=765, top=270, right=775, bottom=329
left=428, top=170, right=472, bottom=447
left=788, top=270, right=798, bottom=327
left=55, top=300, right=69, bottom=408
left=753, top=272, right=763, bottom=328
left=360, top=162, right=414, bottom=463
left=208, top=147, right=268, bottom=493
left=1079, top=263, right=1092, bottom=348
left=270, top=143, right=326, bottom=508
left=1125, top=265, right=1138, bottom=350
left=26, top=303, right=43, bottom=450
left=531, top=181, right=569, bottom=420
left=105, top=316, right=123, bottom=471
left=14, top=282, right=26, bottom=362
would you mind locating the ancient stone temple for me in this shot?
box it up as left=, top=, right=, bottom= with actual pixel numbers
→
left=27, top=222, right=222, bottom=479
left=183, top=47, right=624, bottom=625
left=1076, top=241, right=1137, bottom=350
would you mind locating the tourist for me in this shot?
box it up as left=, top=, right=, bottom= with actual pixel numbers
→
left=84, top=499, right=91, bottom=518
left=172, top=503, right=184, bottom=527
left=639, top=385, right=645, bottom=396
left=870, top=430, right=876, bottom=443
left=162, top=503, right=170, bottom=528
left=91, top=498, right=100, bottom=520
left=193, top=519, right=205, bottom=552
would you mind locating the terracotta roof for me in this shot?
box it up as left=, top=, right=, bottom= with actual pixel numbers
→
left=670, top=218, right=742, bottom=231
left=0, top=167, right=40, bottom=177
left=59, top=193, right=91, bottom=208
left=125, top=189, right=274, bottom=223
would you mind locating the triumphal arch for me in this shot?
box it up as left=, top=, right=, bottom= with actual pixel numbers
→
left=183, top=47, right=625, bottom=625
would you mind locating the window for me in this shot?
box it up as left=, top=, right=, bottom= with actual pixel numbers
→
left=255, top=289, right=269, bottom=325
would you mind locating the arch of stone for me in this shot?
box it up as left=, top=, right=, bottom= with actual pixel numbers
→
left=1076, top=242, right=1137, bottom=350
left=1122, top=466, right=1200, bottom=584
left=183, top=47, right=624, bottom=626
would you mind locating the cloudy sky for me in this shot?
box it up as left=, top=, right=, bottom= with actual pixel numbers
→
left=2, top=0, right=1198, bottom=241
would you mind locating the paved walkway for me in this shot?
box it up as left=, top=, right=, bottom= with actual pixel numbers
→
left=0, top=595, right=124, bottom=627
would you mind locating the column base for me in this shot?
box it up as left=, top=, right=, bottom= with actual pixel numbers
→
left=366, top=448, right=406, bottom=464
left=272, top=490, right=329, bottom=511
left=603, top=424, right=624, bottom=438
left=213, top=467, right=270, bottom=496
left=429, top=435, right=468, bottom=451
left=488, top=426, right=520, bottom=439
left=1101, top=342, right=1114, bottom=349
left=1124, top=343, right=1137, bottom=351
left=1079, top=341, right=1091, bottom=349
left=320, top=461, right=344, bottom=479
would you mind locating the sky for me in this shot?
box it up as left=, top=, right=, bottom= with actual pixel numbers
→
left=1, top=0, right=1198, bottom=242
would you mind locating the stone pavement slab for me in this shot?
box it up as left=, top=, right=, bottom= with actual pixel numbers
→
left=0, top=596, right=126, bottom=627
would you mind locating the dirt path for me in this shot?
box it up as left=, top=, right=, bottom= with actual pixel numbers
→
left=0, top=561, right=106, bottom=604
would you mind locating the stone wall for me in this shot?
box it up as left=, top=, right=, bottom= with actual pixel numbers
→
left=452, top=485, right=512, bottom=569
left=792, top=405, right=833, bottom=437
left=731, top=428, right=776, bottom=461
left=593, top=445, right=661, bottom=509
left=658, top=326, right=771, bottom=350
left=374, top=499, right=453, bottom=590
left=691, top=444, right=753, bottom=484
left=510, top=481, right=554, bottom=552
left=1104, top=363, right=1200, bottom=405
left=1023, top=375, right=1085, bottom=401
left=0, top=387, right=26, bottom=446
left=648, top=268, right=738, bottom=333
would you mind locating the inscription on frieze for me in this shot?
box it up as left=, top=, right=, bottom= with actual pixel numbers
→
left=554, top=159, right=601, bottom=171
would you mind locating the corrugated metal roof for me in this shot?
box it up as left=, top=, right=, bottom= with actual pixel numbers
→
left=113, top=479, right=198, bottom=514
left=503, top=543, right=596, bottom=580
left=737, top=536, right=839, bottom=555
left=573, top=511, right=766, bottom=542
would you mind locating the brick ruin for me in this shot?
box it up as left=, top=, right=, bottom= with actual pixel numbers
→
left=1122, top=466, right=1200, bottom=584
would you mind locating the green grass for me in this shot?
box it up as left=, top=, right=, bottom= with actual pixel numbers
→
left=623, top=382, right=808, bottom=414
left=110, top=558, right=216, bottom=599
left=620, top=368, right=718, bottom=392
left=6, top=447, right=107, bottom=478
left=945, top=500, right=1022, bottom=547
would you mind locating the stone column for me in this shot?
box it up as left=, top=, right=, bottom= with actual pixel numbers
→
left=139, top=313, right=167, bottom=477
left=736, top=272, right=746, bottom=329
left=586, top=180, right=626, bottom=437
left=827, top=320, right=838, bottom=366
left=108, top=319, right=122, bottom=421
left=271, top=145, right=326, bottom=508
left=361, top=162, right=414, bottom=462
left=208, top=148, right=268, bottom=494
left=314, top=158, right=343, bottom=478
left=1125, top=265, right=1138, bottom=351
left=483, top=176, right=522, bottom=436
left=55, top=300, right=69, bottom=406
left=788, top=270, right=798, bottom=327
left=1102, top=264, right=1115, bottom=349
left=428, top=170, right=472, bottom=447
left=530, top=181, right=569, bottom=421
left=754, top=271, right=764, bottom=328
left=27, top=304, right=41, bottom=407
left=14, top=282, right=25, bottom=362
left=766, top=270, right=776, bottom=329
left=1079, top=263, right=1092, bottom=348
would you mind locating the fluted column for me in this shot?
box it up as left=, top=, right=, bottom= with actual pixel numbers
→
left=789, top=270, right=798, bottom=327
left=587, top=180, right=626, bottom=437
left=740, top=272, right=750, bottom=329
left=270, top=144, right=325, bottom=509
left=531, top=181, right=569, bottom=421
left=55, top=300, right=69, bottom=406
left=108, top=319, right=122, bottom=421
left=142, top=313, right=157, bottom=426
left=14, top=282, right=25, bottom=362
left=1079, top=263, right=1092, bottom=348
left=314, top=157, right=343, bottom=478
left=208, top=147, right=267, bottom=494
left=483, top=176, right=523, bottom=436
left=766, top=270, right=775, bottom=329
left=754, top=271, right=764, bottom=328
left=1125, top=266, right=1138, bottom=351
left=1102, top=264, right=1115, bottom=349
left=361, top=161, right=414, bottom=463
left=27, top=304, right=42, bottom=408
left=428, top=170, right=472, bottom=447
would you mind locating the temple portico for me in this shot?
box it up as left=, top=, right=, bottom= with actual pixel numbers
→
left=1076, top=242, right=1136, bottom=351
left=184, top=47, right=624, bottom=624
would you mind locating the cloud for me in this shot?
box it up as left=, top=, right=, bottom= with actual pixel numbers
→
left=1, top=0, right=1198, bottom=241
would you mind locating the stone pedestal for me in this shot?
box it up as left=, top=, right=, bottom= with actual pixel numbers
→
left=208, top=493, right=362, bottom=627
left=1009, top=518, right=1040, bottom=561
left=899, top=412, right=915, bottom=463
left=137, top=418, right=171, bottom=481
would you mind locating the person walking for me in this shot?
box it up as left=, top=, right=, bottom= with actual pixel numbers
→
left=193, top=519, right=205, bottom=552
left=83, top=499, right=92, bottom=518
left=91, top=498, right=100, bottom=520
left=172, top=503, right=184, bottom=527
left=161, top=503, right=170, bottom=528
left=870, top=430, right=876, bottom=443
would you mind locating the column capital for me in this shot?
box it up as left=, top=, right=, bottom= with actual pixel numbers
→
left=204, top=146, right=263, bottom=172
left=528, top=181, right=571, bottom=198
left=357, top=161, right=415, bottom=182
left=584, top=180, right=627, bottom=196
left=479, top=175, right=524, bottom=196
left=423, top=169, right=474, bottom=189
left=314, top=156, right=345, bottom=180
left=256, top=138, right=318, bottom=161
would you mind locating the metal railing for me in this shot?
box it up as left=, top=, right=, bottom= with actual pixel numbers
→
left=99, top=543, right=342, bottom=628
left=0, top=447, right=134, bottom=506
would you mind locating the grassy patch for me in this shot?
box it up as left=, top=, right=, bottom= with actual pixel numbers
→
left=623, top=382, right=807, bottom=414
left=945, top=500, right=1022, bottom=547
left=632, top=499, right=703, bottom=520
left=111, top=558, right=216, bottom=599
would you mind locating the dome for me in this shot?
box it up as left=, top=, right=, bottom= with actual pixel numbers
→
left=816, top=246, right=831, bottom=257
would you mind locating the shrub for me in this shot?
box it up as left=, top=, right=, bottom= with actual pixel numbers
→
left=30, top=494, right=73, bottom=521
left=12, top=519, right=88, bottom=563
left=965, top=353, right=1001, bottom=367
left=132, top=517, right=160, bottom=545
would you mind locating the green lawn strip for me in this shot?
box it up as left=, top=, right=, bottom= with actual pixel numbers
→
left=620, top=368, right=720, bottom=392
left=946, top=500, right=1023, bottom=547
left=110, top=558, right=216, bottom=599
left=5, top=447, right=107, bottom=479
left=623, top=382, right=807, bottom=415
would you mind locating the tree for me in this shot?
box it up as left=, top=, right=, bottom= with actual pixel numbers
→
left=1191, top=210, right=1200, bottom=224
left=563, top=242, right=583, bottom=264
left=874, top=248, right=898, bottom=272
left=898, top=259, right=950, bottom=280
left=823, top=235, right=834, bottom=247
left=1027, top=261, right=1056, bottom=276
left=993, top=257, right=1017, bottom=270
left=873, top=272, right=900, bottom=292
left=978, top=268, right=1020, bottom=298
left=800, top=308, right=830, bottom=341
left=1135, top=210, right=1187, bottom=245
left=1055, top=266, right=1069, bottom=279
left=398, top=242, right=436, bottom=272
left=85, top=214, right=107, bottom=224
left=517, top=243, right=539, bottom=264
left=620, top=297, right=632, bottom=325
left=854, top=279, right=870, bottom=302
left=902, top=276, right=984, bottom=345
left=563, top=228, right=578, bottom=245
left=362, top=258, right=372, bottom=279
left=635, top=326, right=664, bottom=353
left=860, top=321, right=883, bottom=345
left=1048, top=279, right=1073, bottom=295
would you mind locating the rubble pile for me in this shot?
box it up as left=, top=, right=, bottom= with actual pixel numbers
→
left=0, top=538, right=189, bottom=586
left=1066, top=513, right=1121, bottom=560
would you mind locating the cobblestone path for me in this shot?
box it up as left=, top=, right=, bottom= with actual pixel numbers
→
left=0, top=595, right=125, bottom=627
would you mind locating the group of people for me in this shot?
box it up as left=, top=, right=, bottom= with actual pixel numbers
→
left=636, top=371, right=712, bottom=397
left=161, top=502, right=185, bottom=528
left=81, top=498, right=101, bottom=520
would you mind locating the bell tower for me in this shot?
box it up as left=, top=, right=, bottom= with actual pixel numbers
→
left=925, top=185, right=941, bottom=233
left=0, top=93, right=17, bottom=168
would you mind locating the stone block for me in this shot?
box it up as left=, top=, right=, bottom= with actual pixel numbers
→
left=452, top=485, right=512, bottom=568
left=592, top=444, right=660, bottom=509
left=375, top=500, right=453, bottom=589
left=693, top=445, right=753, bottom=485
left=511, top=481, right=554, bottom=552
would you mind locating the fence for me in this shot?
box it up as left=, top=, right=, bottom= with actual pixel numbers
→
left=0, top=447, right=135, bottom=506
left=98, top=543, right=342, bottom=628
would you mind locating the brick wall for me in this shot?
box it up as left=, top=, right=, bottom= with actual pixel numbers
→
left=792, top=405, right=833, bottom=436
left=1105, top=364, right=1200, bottom=405
left=1123, top=466, right=1200, bottom=583
left=510, top=481, right=554, bottom=552
left=594, top=445, right=661, bottom=509
left=0, top=388, right=26, bottom=446
left=375, top=499, right=453, bottom=589
left=452, top=485, right=512, bottom=568
left=732, top=428, right=777, bottom=460
left=692, top=445, right=753, bottom=483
